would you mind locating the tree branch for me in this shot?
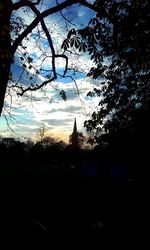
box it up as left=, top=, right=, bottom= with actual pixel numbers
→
left=56, top=0, right=76, bottom=28
left=12, top=0, right=70, bottom=96
left=10, top=0, right=97, bottom=98
left=12, top=0, right=96, bottom=55
left=13, top=0, right=42, bottom=10
left=55, top=54, right=68, bottom=77
left=16, top=77, right=55, bottom=96
left=40, top=19, right=57, bottom=79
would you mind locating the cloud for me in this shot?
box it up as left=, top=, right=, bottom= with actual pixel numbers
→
left=42, top=118, right=72, bottom=127
left=4, top=74, right=101, bottom=141
left=2, top=1, right=99, bottom=141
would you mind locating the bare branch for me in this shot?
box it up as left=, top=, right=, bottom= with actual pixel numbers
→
left=40, top=19, right=57, bottom=79
left=3, top=110, right=19, bottom=136
left=13, top=0, right=43, bottom=10
left=56, top=0, right=76, bottom=29
left=55, top=54, right=68, bottom=77
left=15, top=77, right=55, bottom=96
left=10, top=0, right=97, bottom=99
left=12, top=0, right=96, bottom=55
left=16, top=3, right=69, bottom=88
left=41, top=20, right=69, bottom=78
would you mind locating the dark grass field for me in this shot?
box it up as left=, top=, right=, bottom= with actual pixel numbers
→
left=0, top=161, right=150, bottom=248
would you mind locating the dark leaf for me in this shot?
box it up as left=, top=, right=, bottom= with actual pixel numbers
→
left=60, top=90, right=66, bottom=101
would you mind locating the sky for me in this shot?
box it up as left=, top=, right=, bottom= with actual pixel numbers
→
left=0, top=0, right=100, bottom=143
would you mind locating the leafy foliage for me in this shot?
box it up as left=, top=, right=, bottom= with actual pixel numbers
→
left=59, top=90, right=67, bottom=101
left=10, top=15, right=27, bottom=42
left=65, top=0, right=150, bottom=145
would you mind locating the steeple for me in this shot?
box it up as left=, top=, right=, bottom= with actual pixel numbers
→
left=72, top=118, right=78, bottom=148
left=73, top=118, right=77, bottom=134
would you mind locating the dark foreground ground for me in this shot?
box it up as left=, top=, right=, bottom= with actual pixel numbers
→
left=0, top=161, right=150, bottom=248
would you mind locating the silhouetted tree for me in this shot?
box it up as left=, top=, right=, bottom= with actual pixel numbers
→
left=0, top=0, right=96, bottom=115
left=29, top=136, right=66, bottom=163
left=69, top=132, right=91, bottom=149
left=0, top=141, right=7, bottom=160
left=0, top=137, right=26, bottom=161
left=64, top=0, right=150, bottom=144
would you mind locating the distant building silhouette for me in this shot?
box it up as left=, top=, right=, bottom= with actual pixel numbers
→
left=1, top=137, right=16, bottom=146
left=71, top=118, right=79, bottom=149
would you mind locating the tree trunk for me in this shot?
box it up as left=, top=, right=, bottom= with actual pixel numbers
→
left=0, top=0, right=13, bottom=115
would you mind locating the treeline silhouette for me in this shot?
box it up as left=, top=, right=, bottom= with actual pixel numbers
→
left=94, top=107, right=150, bottom=180
left=1, top=107, right=150, bottom=180
left=0, top=136, right=85, bottom=168
left=0, top=109, right=150, bottom=248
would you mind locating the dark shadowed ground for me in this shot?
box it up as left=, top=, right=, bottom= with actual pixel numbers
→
left=0, top=161, right=149, bottom=248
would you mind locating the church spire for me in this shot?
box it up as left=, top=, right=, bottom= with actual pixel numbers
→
left=73, top=118, right=77, bottom=133
left=72, top=118, right=78, bottom=148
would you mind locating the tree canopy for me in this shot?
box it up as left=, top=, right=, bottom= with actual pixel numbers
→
left=64, top=0, right=150, bottom=144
